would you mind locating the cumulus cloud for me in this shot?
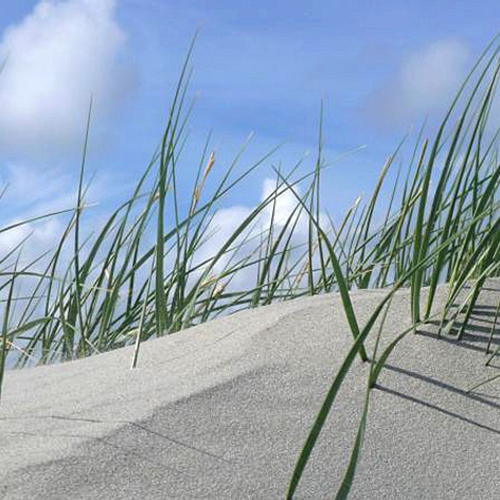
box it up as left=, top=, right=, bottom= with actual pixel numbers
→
left=0, top=217, right=63, bottom=258
left=0, top=0, right=131, bottom=156
left=261, top=177, right=305, bottom=227
left=368, top=40, right=471, bottom=126
left=0, top=159, right=109, bottom=271
left=192, top=177, right=323, bottom=292
left=0, top=163, right=73, bottom=209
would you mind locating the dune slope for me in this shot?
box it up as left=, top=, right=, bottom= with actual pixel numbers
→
left=1, top=283, right=500, bottom=499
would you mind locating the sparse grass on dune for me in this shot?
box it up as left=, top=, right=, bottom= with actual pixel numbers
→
left=2, top=34, right=500, bottom=499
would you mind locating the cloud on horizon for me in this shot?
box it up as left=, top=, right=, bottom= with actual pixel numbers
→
left=192, top=175, right=326, bottom=293
left=0, top=0, right=132, bottom=158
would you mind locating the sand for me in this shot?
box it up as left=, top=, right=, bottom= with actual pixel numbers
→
left=1, top=282, right=500, bottom=499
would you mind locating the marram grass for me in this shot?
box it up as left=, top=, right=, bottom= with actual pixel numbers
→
left=2, top=35, right=500, bottom=499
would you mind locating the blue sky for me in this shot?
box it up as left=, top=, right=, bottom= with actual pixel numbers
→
left=0, top=0, right=499, bottom=248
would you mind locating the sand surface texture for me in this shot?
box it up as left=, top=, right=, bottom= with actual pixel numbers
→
left=2, top=282, right=500, bottom=499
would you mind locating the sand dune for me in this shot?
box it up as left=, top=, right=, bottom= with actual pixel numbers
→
left=2, top=282, right=500, bottom=499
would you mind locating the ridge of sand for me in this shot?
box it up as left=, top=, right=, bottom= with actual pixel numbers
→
left=1, top=282, right=500, bottom=499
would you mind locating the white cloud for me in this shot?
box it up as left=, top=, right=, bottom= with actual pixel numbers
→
left=0, top=163, right=73, bottom=209
left=0, top=0, right=131, bottom=156
left=369, top=40, right=471, bottom=125
left=192, top=177, right=323, bottom=293
left=0, top=217, right=63, bottom=259
left=0, top=161, right=108, bottom=271
left=261, top=177, right=305, bottom=227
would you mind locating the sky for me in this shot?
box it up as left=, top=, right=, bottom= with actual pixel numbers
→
left=1, top=0, right=500, bottom=253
